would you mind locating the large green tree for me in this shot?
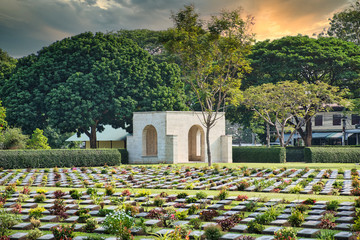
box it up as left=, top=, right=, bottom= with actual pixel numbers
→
left=0, top=48, right=17, bottom=86
left=2, top=32, right=187, bottom=148
left=327, top=0, right=360, bottom=45
left=241, top=36, right=360, bottom=146
left=163, top=5, right=254, bottom=165
left=243, top=81, right=348, bottom=147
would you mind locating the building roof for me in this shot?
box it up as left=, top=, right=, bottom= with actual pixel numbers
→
left=66, top=125, right=130, bottom=142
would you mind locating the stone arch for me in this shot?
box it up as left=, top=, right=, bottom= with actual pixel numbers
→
left=142, top=125, right=157, bottom=156
left=188, top=125, right=205, bottom=161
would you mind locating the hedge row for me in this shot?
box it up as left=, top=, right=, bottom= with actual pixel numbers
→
left=0, top=149, right=122, bottom=169
left=304, top=147, right=360, bottom=163
left=233, top=147, right=286, bottom=163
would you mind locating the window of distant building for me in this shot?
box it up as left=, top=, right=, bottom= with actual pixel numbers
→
left=333, top=114, right=341, bottom=126
left=315, top=115, right=323, bottom=126
left=352, top=114, right=360, bottom=125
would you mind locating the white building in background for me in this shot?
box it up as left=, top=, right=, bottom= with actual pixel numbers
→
left=126, top=111, right=232, bottom=164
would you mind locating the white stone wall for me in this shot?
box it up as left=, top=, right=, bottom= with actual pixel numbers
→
left=127, top=111, right=232, bottom=164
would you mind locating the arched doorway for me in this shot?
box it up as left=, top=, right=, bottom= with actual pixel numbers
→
left=142, top=125, right=157, bottom=156
left=188, top=125, right=205, bottom=161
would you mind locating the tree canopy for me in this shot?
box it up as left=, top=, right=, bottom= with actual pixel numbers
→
left=243, top=81, right=348, bottom=147
left=2, top=32, right=187, bottom=148
left=327, top=1, right=360, bottom=45
left=164, top=4, right=254, bottom=165
left=243, top=36, right=360, bottom=96
left=0, top=48, right=17, bottom=86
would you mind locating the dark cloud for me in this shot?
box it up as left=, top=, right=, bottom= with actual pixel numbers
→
left=0, top=0, right=354, bottom=57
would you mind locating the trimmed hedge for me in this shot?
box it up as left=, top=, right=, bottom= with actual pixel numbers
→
left=286, top=147, right=305, bottom=162
left=0, top=149, right=121, bottom=169
left=233, top=147, right=286, bottom=163
left=304, top=147, right=360, bottom=163
left=118, top=148, right=128, bottom=164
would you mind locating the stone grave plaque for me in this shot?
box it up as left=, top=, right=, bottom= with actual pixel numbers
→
left=37, top=234, right=55, bottom=240
left=296, top=228, right=320, bottom=238
left=11, top=223, right=34, bottom=230
left=40, top=215, right=58, bottom=222
left=230, top=224, right=248, bottom=233
left=334, top=231, right=353, bottom=240
left=302, top=221, right=321, bottom=228
left=270, top=219, right=289, bottom=226
left=255, top=236, right=274, bottom=240
left=9, top=232, right=28, bottom=240
left=263, top=227, right=283, bottom=235
left=155, top=229, right=174, bottom=236
left=219, top=233, right=243, bottom=240
left=39, top=224, right=60, bottom=231
left=335, top=223, right=353, bottom=231
left=145, top=219, right=162, bottom=227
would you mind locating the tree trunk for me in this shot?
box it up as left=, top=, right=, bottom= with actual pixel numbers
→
left=206, top=125, right=212, bottom=167
left=266, top=123, right=270, bottom=148
left=304, top=120, right=312, bottom=147
left=90, top=125, right=97, bottom=149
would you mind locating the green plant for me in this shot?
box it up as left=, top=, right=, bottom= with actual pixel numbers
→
left=84, top=218, right=98, bottom=233
left=217, top=189, right=229, bottom=200
left=274, top=227, right=297, bottom=240
left=51, top=224, right=75, bottom=240
left=288, top=210, right=304, bottom=227
left=326, top=200, right=339, bottom=211
left=29, top=207, right=46, bottom=219
left=217, top=214, right=243, bottom=231
left=289, top=185, right=304, bottom=194
left=30, top=217, right=41, bottom=228
left=199, top=209, right=219, bottom=221
left=154, top=197, right=165, bottom=207
left=189, top=218, right=202, bottom=229
left=34, top=193, right=46, bottom=203
left=245, top=201, right=257, bottom=212
left=175, top=210, right=188, bottom=220
left=27, top=228, right=43, bottom=240
left=69, top=189, right=82, bottom=199
left=98, top=209, right=115, bottom=217
left=105, top=184, right=115, bottom=196
left=86, top=188, right=98, bottom=196
left=247, top=220, right=265, bottom=233
left=196, top=191, right=207, bottom=199
left=352, top=218, right=360, bottom=231
left=102, top=210, right=135, bottom=240
left=316, top=230, right=335, bottom=240
left=0, top=210, right=21, bottom=236
left=176, top=192, right=188, bottom=199
left=204, top=225, right=222, bottom=240
left=233, top=147, right=286, bottom=163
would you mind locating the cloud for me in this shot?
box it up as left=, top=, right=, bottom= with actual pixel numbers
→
left=0, top=0, right=354, bottom=57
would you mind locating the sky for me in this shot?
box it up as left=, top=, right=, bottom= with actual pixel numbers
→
left=0, top=0, right=354, bottom=58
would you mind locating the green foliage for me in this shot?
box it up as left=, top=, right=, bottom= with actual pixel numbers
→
left=0, top=101, right=7, bottom=132
left=27, top=228, right=43, bottom=240
left=0, top=48, right=17, bottom=82
left=164, top=4, right=253, bottom=165
left=102, top=210, right=135, bottom=239
left=2, top=32, right=187, bottom=148
left=189, top=218, right=202, bottom=229
left=233, top=147, right=286, bottom=163
left=27, top=128, right=50, bottom=149
left=247, top=220, right=265, bottom=233
left=327, top=1, right=360, bottom=45
left=326, top=200, right=339, bottom=211
left=304, top=147, right=360, bottom=163
left=204, top=225, right=223, bottom=240
left=0, top=128, right=28, bottom=150
left=51, top=224, right=75, bottom=240
left=316, top=229, right=336, bottom=240
left=274, top=227, right=297, bottom=240
left=0, top=149, right=121, bottom=169
left=0, top=210, right=21, bottom=236
left=118, top=149, right=128, bottom=164
left=288, top=210, right=305, bottom=227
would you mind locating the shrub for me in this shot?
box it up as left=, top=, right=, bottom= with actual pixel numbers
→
left=69, top=189, right=82, bottom=199
left=0, top=149, right=121, bottom=169
left=176, top=192, right=188, bottom=199
left=326, top=200, right=339, bottom=211
left=247, top=220, right=265, bottom=233
left=217, top=214, right=243, bottom=231
left=186, top=196, right=198, bottom=203
left=319, top=213, right=336, bottom=229
left=49, top=199, right=68, bottom=219
left=0, top=210, right=21, bottom=236
left=304, top=147, right=360, bottom=163
left=102, top=210, right=135, bottom=240
left=196, top=191, right=207, bottom=199
left=54, top=190, right=66, bottom=199
left=288, top=210, right=304, bottom=227
left=199, top=209, right=219, bottom=221
left=135, top=189, right=151, bottom=197
left=204, top=225, right=222, bottom=240
left=217, top=189, right=229, bottom=200
left=51, top=224, right=75, bottom=240
left=238, top=236, right=256, bottom=240
left=34, top=194, right=46, bottom=203
left=316, top=230, right=335, bottom=240
left=29, top=207, right=45, bottom=219
left=295, top=204, right=309, bottom=213
left=189, top=218, right=202, bottom=229
left=303, top=198, right=316, bottom=205
left=233, top=147, right=286, bottom=163
left=245, top=201, right=257, bottom=212
left=289, top=185, right=303, bottom=194
left=36, top=188, right=47, bottom=194
left=236, top=195, right=248, bottom=201
left=355, top=197, right=360, bottom=208
left=153, top=197, right=165, bottom=207
left=175, top=210, right=188, bottom=220
left=84, top=218, right=98, bottom=233
left=27, top=228, right=43, bottom=240
left=105, top=185, right=115, bottom=196
left=30, top=217, right=41, bottom=228
left=98, top=209, right=114, bottom=217
left=274, top=227, right=297, bottom=240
